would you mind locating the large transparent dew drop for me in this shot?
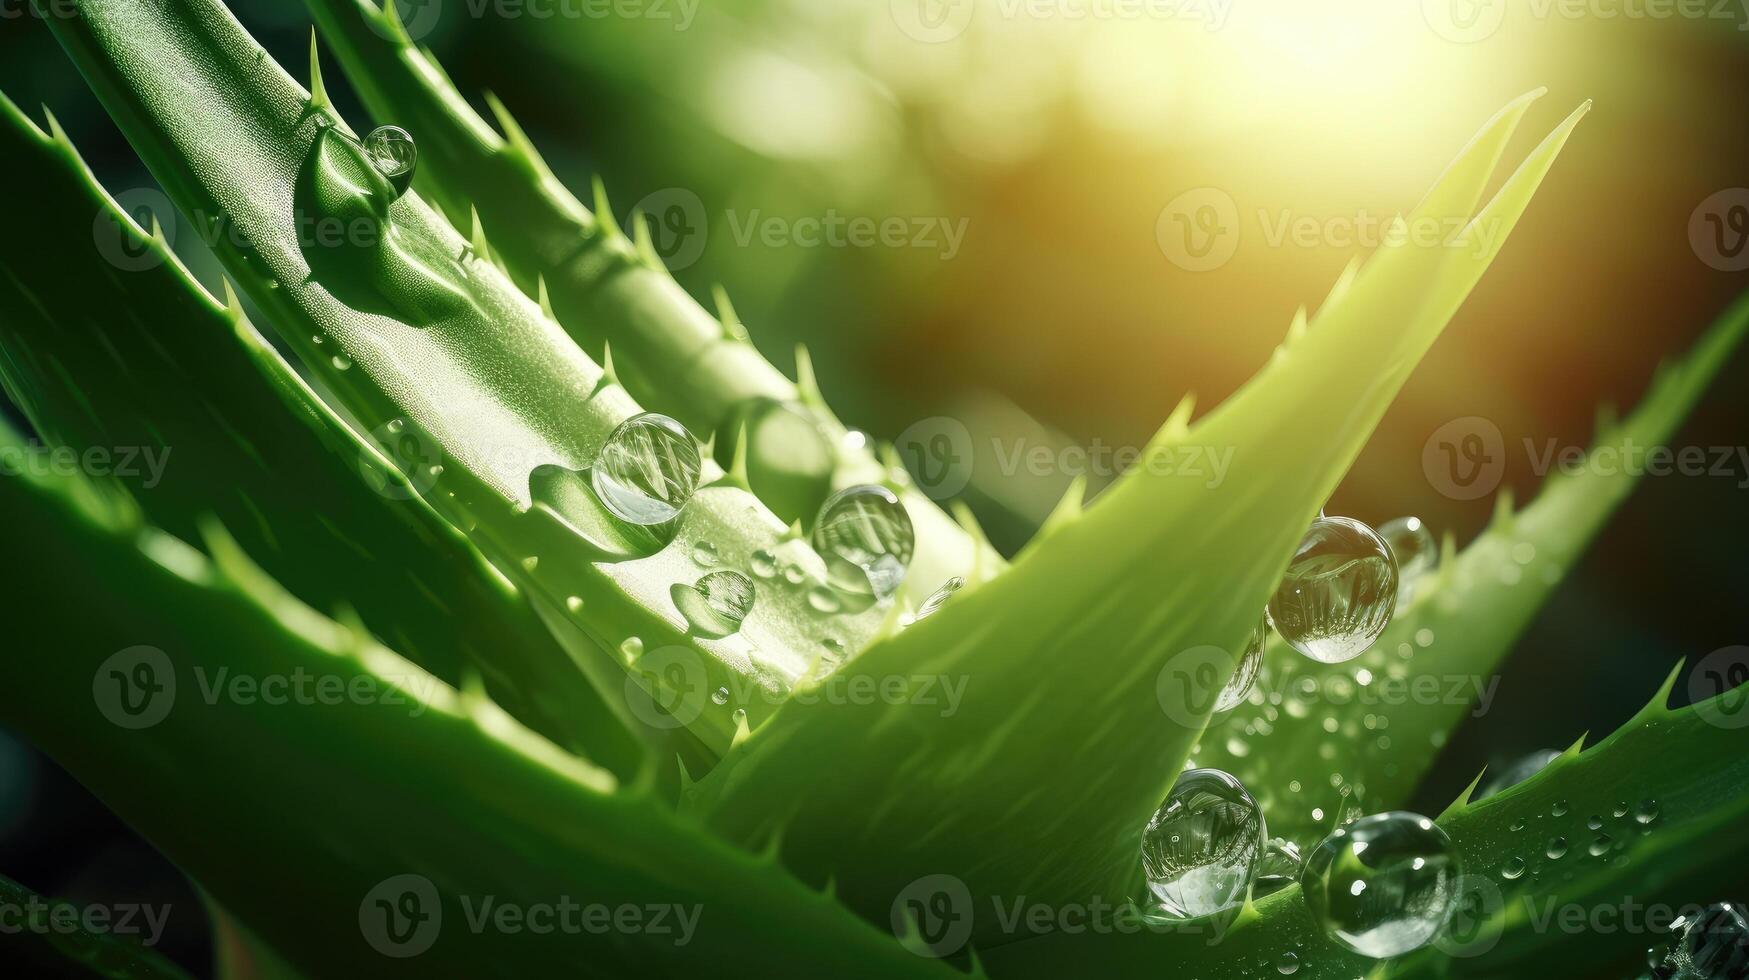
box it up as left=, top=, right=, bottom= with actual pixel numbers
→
left=591, top=413, right=702, bottom=525
left=812, top=484, right=914, bottom=599
left=1139, top=769, right=1266, bottom=921
left=1379, top=516, right=1436, bottom=610
left=1214, top=616, right=1269, bottom=713
left=672, top=570, right=755, bottom=638
left=1300, top=811, right=1460, bottom=959
left=1268, top=517, right=1399, bottom=664
left=364, top=125, right=417, bottom=197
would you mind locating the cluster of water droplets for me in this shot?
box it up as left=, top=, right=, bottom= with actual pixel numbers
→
left=1141, top=767, right=1462, bottom=963
left=1478, top=747, right=1664, bottom=894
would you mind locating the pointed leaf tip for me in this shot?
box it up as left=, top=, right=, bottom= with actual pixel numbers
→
left=590, top=176, right=624, bottom=241
left=308, top=29, right=329, bottom=111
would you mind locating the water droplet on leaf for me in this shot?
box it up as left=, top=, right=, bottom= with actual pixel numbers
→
left=672, top=570, right=755, bottom=638
left=1139, top=769, right=1266, bottom=921
left=592, top=413, right=701, bottom=525
left=1301, top=811, right=1459, bottom=958
left=1214, top=616, right=1269, bottom=713
left=1252, top=837, right=1304, bottom=897
left=1267, top=517, right=1398, bottom=664
left=813, top=484, right=914, bottom=600
left=363, top=125, right=417, bottom=196
left=1378, top=516, right=1436, bottom=608
left=914, top=576, right=965, bottom=621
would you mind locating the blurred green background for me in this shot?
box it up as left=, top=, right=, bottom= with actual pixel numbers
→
left=1, top=1, right=1746, bottom=974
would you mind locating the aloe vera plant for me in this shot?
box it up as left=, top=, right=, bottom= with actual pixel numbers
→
left=1, top=0, right=1746, bottom=976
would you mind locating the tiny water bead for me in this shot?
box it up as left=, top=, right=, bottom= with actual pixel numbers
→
left=592, top=413, right=702, bottom=525
left=1635, top=799, right=1661, bottom=825
left=813, top=484, right=915, bottom=599
left=692, top=540, right=720, bottom=566
left=1588, top=835, right=1612, bottom=857
left=671, top=571, right=756, bottom=639
left=1300, top=811, right=1460, bottom=959
left=914, top=576, right=965, bottom=622
left=363, top=125, right=417, bottom=196
left=1252, top=837, right=1304, bottom=897
left=1276, top=951, right=1299, bottom=975
left=1551, top=799, right=1570, bottom=817
left=711, top=686, right=730, bottom=705
left=1139, top=769, right=1266, bottom=921
left=749, top=549, right=777, bottom=578
left=1501, top=856, right=1526, bottom=880
left=1545, top=837, right=1569, bottom=860
left=1378, top=516, right=1437, bottom=608
left=1214, top=617, right=1269, bottom=713
left=1267, top=517, right=1399, bottom=664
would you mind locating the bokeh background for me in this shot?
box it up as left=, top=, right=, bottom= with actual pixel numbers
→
left=1, top=0, right=1746, bottom=974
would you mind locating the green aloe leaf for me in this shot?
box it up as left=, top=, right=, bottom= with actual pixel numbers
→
left=0, top=415, right=951, bottom=979
left=0, top=871, right=191, bottom=980
left=979, top=666, right=1749, bottom=979
left=40, top=0, right=901, bottom=753
left=300, top=0, right=996, bottom=600
left=0, top=91, right=642, bottom=775
left=300, top=0, right=1000, bottom=605
left=979, top=661, right=1749, bottom=973
left=1193, top=290, right=1749, bottom=844
left=696, top=92, right=1590, bottom=937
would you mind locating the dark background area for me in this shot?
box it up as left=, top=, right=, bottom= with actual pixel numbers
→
left=1, top=1, right=1747, bottom=975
